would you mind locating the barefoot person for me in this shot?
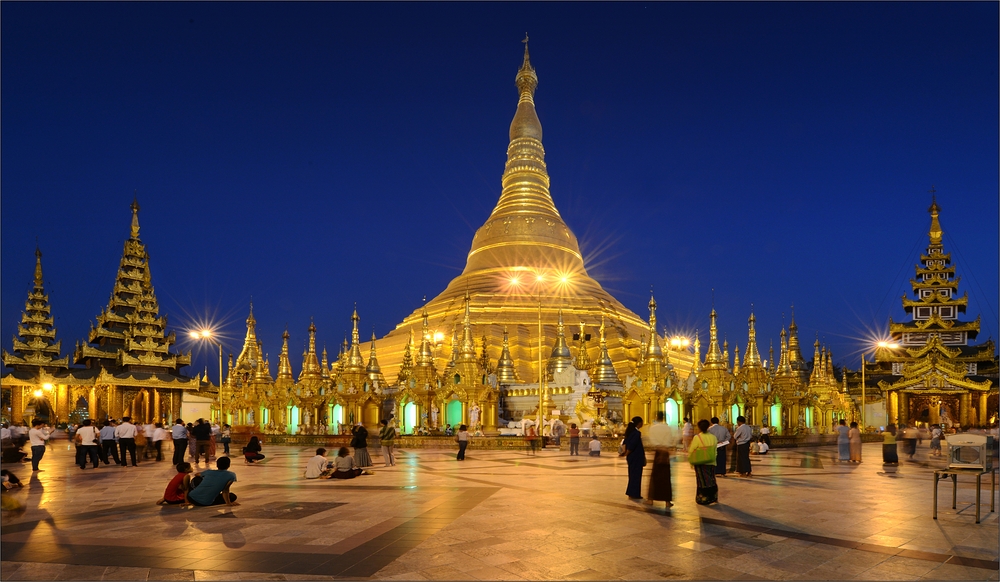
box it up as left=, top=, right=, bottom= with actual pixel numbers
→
left=157, top=463, right=194, bottom=505
left=644, top=411, right=674, bottom=507
left=330, top=447, right=364, bottom=479
left=187, top=457, right=239, bottom=507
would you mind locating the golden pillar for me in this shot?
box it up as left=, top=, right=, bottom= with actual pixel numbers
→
left=153, top=390, right=162, bottom=423
left=898, top=392, right=909, bottom=426
left=959, top=393, right=970, bottom=427
left=11, top=387, right=24, bottom=423
left=979, top=392, right=988, bottom=426
left=888, top=392, right=898, bottom=425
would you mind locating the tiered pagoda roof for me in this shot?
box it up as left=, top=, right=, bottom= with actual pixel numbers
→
left=2, top=248, right=70, bottom=370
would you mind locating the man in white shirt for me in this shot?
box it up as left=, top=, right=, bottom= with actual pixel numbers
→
left=99, top=420, right=121, bottom=465
left=142, top=423, right=156, bottom=460
left=76, top=419, right=101, bottom=470
left=115, top=416, right=139, bottom=467
left=681, top=418, right=694, bottom=452
left=152, top=423, right=168, bottom=461
left=588, top=436, right=602, bottom=456
left=708, top=417, right=732, bottom=477
left=29, top=419, right=52, bottom=472
left=305, top=448, right=331, bottom=479
left=171, top=419, right=188, bottom=465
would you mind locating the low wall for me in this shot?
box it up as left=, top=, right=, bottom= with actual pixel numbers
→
left=230, top=431, right=881, bottom=451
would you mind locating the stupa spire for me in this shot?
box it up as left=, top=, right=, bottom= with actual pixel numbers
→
left=346, top=308, right=365, bottom=371
left=703, top=309, right=725, bottom=370
left=732, top=344, right=741, bottom=375
left=130, top=195, right=140, bottom=239
left=299, top=319, right=322, bottom=381
left=277, top=327, right=293, bottom=380
left=744, top=311, right=763, bottom=368
left=574, top=322, right=592, bottom=370
left=810, top=336, right=823, bottom=383
left=788, top=307, right=805, bottom=368
left=646, top=294, right=663, bottom=360
left=496, top=326, right=517, bottom=384
left=548, top=308, right=573, bottom=373
left=692, top=331, right=702, bottom=373
left=397, top=331, right=414, bottom=385
left=366, top=332, right=381, bottom=376
left=418, top=303, right=435, bottom=366
left=592, top=316, right=620, bottom=384
left=928, top=194, right=943, bottom=245
left=460, top=292, right=476, bottom=360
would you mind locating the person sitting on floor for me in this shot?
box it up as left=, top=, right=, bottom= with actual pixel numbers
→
left=755, top=436, right=769, bottom=455
left=187, top=456, right=239, bottom=507
left=157, top=462, right=194, bottom=505
left=588, top=435, right=602, bottom=457
left=305, top=448, right=332, bottom=479
left=1, top=469, right=23, bottom=490
left=243, top=435, right=265, bottom=464
left=330, top=447, right=364, bottom=479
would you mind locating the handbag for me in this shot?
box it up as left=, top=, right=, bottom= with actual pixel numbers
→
left=688, top=435, right=715, bottom=465
left=617, top=439, right=626, bottom=456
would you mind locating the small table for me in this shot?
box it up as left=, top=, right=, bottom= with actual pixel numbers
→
left=933, top=467, right=997, bottom=524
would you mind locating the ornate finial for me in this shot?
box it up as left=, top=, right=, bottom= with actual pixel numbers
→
left=514, top=33, right=538, bottom=104
left=130, top=194, right=141, bottom=238
left=33, top=246, right=43, bottom=286
left=928, top=189, right=943, bottom=244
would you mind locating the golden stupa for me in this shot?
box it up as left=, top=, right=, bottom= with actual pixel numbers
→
left=373, top=40, right=695, bottom=384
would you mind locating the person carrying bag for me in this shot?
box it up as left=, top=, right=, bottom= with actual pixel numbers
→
left=688, top=419, right=719, bottom=505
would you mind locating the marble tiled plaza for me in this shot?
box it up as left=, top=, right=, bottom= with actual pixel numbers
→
left=1, top=441, right=997, bottom=581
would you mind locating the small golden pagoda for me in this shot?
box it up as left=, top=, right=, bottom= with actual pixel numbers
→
left=846, top=197, right=998, bottom=428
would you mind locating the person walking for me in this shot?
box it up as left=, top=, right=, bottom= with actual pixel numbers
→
left=379, top=419, right=396, bottom=467
left=525, top=423, right=538, bottom=455
left=836, top=419, right=850, bottom=462
left=456, top=424, right=470, bottom=461
left=28, top=419, right=51, bottom=472
left=689, top=419, right=719, bottom=505
left=708, top=417, right=732, bottom=478
left=733, top=416, right=753, bottom=477
left=142, top=422, right=156, bottom=460
left=644, top=411, right=674, bottom=507
left=220, top=424, right=232, bottom=455
left=882, top=424, right=898, bottom=465
left=901, top=423, right=918, bottom=460
left=350, top=423, right=373, bottom=468
left=681, top=417, right=694, bottom=452
left=191, top=419, right=212, bottom=464
left=568, top=423, right=581, bottom=456
left=171, top=419, right=188, bottom=465
left=99, top=420, right=121, bottom=465
left=152, top=423, right=167, bottom=461
left=76, top=419, right=101, bottom=470
left=848, top=421, right=862, bottom=463
left=929, top=424, right=943, bottom=457
left=115, top=416, right=139, bottom=467
left=621, top=416, right=646, bottom=501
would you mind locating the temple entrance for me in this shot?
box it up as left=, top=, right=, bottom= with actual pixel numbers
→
left=69, top=396, right=89, bottom=425
left=446, top=400, right=462, bottom=427
left=403, top=402, right=417, bottom=434
left=769, top=403, right=782, bottom=434
left=362, top=400, right=380, bottom=427
left=330, top=404, right=343, bottom=434
left=664, top=398, right=679, bottom=426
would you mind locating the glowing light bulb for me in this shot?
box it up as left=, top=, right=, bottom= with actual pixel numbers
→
left=42, top=383, right=53, bottom=391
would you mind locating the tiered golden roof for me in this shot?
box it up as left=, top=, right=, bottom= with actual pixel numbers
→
left=2, top=248, right=69, bottom=369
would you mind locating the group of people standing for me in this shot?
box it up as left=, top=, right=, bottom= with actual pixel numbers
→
left=621, top=414, right=757, bottom=508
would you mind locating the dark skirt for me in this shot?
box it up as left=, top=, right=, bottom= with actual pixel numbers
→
left=648, top=450, right=672, bottom=502
left=331, top=468, right=362, bottom=479
left=625, top=457, right=644, bottom=498
left=693, top=463, right=717, bottom=504
left=715, top=446, right=727, bottom=476
left=882, top=443, right=898, bottom=464
left=736, top=442, right=752, bottom=474
left=354, top=447, right=373, bottom=468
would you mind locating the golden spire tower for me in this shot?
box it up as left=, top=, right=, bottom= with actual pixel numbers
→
left=375, top=40, right=682, bottom=383
left=2, top=247, right=69, bottom=370
left=496, top=327, right=518, bottom=384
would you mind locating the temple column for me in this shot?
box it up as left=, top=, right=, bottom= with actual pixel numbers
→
left=929, top=399, right=940, bottom=425
left=888, top=392, right=898, bottom=425
left=959, top=393, right=970, bottom=427
left=643, top=400, right=651, bottom=425
left=11, top=387, right=24, bottom=423
left=898, top=392, right=909, bottom=426
left=979, top=392, right=988, bottom=426
left=153, top=390, right=162, bottom=424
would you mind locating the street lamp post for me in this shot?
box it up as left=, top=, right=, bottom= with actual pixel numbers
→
left=191, top=330, right=225, bottom=424
left=860, top=340, right=898, bottom=429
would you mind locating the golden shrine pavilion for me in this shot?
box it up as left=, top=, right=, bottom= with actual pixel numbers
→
left=845, top=198, right=999, bottom=428
left=1, top=200, right=202, bottom=425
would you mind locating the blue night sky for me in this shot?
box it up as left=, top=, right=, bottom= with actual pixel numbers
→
left=2, top=2, right=997, bottom=382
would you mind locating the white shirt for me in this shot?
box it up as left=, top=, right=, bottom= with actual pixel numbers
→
left=589, top=439, right=602, bottom=452
left=153, top=427, right=168, bottom=442
left=171, top=424, right=187, bottom=439
left=29, top=427, right=51, bottom=446
left=758, top=441, right=769, bottom=453
left=457, top=430, right=470, bottom=442
left=333, top=456, right=357, bottom=472
left=305, top=455, right=329, bottom=478
left=143, top=424, right=155, bottom=437
left=645, top=422, right=677, bottom=449
left=114, top=423, right=138, bottom=439
left=76, top=426, right=99, bottom=446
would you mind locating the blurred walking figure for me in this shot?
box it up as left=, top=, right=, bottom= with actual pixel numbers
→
left=379, top=418, right=396, bottom=467
left=848, top=421, right=862, bottom=463
left=689, top=419, right=719, bottom=505
left=900, top=424, right=918, bottom=460
left=929, top=424, right=943, bottom=457
left=645, top=411, right=674, bottom=507
left=525, top=423, right=539, bottom=455
left=836, top=419, right=850, bottom=462
left=882, top=423, right=898, bottom=465
left=707, top=417, right=731, bottom=477
left=456, top=424, right=470, bottom=461
left=152, top=423, right=167, bottom=461
left=681, top=417, right=694, bottom=452
left=622, top=416, right=645, bottom=500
